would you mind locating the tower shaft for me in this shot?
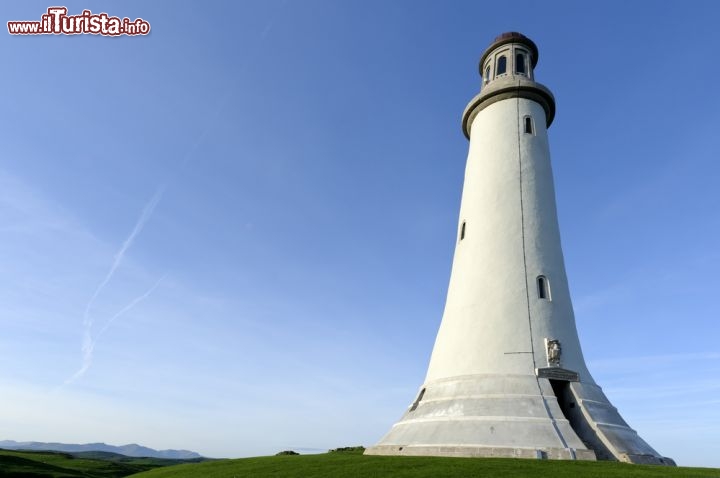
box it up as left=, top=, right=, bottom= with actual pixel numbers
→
left=428, top=94, right=585, bottom=383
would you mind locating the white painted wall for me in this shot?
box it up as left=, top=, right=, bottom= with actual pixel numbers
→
left=426, top=95, right=592, bottom=383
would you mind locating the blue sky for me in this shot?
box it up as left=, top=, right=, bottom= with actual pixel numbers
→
left=1, top=0, right=719, bottom=467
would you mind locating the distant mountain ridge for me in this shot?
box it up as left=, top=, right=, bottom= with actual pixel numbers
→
left=0, top=440, right=202, bottom=459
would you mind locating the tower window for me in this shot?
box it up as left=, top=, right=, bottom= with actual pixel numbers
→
left=497, top=55, right=507, bottom=76
left=516, top=53, right=526, bottom=74
left=537, top=275, right=550, bottom=300
left=460, top=221, right=466, bottom=241
left=524, top=116, right=534, bottom=135
left=484, top=65, right=491, bottom=84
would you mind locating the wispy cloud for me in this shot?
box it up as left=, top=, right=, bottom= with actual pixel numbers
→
left=65, top=275, right=167, bottom=385
left=588, top=352, right=720, bottom=424
left=66, top=187, right=165, bottom=385
left=176, top=1, right=284, bottom=172
left=83, top=187, right=164, bottom=317
left=95, top=275, right=167, bottom=341
left=589, top=351, right=720, bottom=372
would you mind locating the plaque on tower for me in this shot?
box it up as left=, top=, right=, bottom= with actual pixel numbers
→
left=536, top=367, right=579, bottom=382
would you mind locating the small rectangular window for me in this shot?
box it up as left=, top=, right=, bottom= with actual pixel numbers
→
left=524, top=116, right=533, bottom=135
left=537, top=276, right=550, bottom=300
left=460, top=221, right=466, bottom=240
left=516, top=53, right=526, bottom=74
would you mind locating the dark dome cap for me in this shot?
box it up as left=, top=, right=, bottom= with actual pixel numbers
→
left=479, top=31, right=539, bottom=72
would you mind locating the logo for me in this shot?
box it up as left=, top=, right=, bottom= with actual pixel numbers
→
left=8, top=7, right=150, bottom=36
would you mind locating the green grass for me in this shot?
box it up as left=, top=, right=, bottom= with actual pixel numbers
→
left=0, top=448, right=205, bottom=478
left=129, top=450, right=720, bottom=478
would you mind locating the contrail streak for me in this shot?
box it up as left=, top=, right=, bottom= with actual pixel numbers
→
left=83, top=186, right=164, bottom=322
left=67, top=187, right=165, bottom=384
left=96, top=275, right=166, bottom=341
left=64, top=3, right=286, bottom=386
left=177, top=1, right=285, bottom=172
left=65, top=275, right=166, bottom=385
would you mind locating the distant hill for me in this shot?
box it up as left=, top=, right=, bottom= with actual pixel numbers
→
left=0, top=440, right=202, bottom=459
left=0, top=448, right=207, bottom=478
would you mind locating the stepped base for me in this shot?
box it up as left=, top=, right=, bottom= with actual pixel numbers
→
left=365, top=444, right=596, bottom=461
left=366, top=374, right=674, bottom=465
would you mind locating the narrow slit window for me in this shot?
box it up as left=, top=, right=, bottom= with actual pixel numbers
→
left=524, top=116, right=534, bottom=135
left=537, top=275, right=550, bottom=300
left=460, top=221, right=466, bottom=241
left=497, top=55, right=507, bottom=76
left=410, top=388, right=426, bottom=412
left=516, top=53, right=526, bottom=74
left=484, top=65, right=491, bottom=84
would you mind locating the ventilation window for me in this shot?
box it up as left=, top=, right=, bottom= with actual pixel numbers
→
left=496, top=55, right=507, bottom=76
left=460, top=221, right=466, bottom=241
left=516, top=53, right=526, bottom=74
left=537, top=275, right=550, bottom=300
left=524, top=116, right=534, bottom=135
left=410, top=388, right=426, bottom=412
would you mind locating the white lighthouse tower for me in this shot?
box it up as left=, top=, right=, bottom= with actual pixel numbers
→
left=366, top=32, right=674, bottom=465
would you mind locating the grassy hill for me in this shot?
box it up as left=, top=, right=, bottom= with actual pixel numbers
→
left=0, top=448, right=205, bottom=478
left=129, top=449, right=720, bottom=478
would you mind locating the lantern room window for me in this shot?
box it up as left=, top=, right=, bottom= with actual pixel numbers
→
left=497, top=55, right=507, bottom=76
